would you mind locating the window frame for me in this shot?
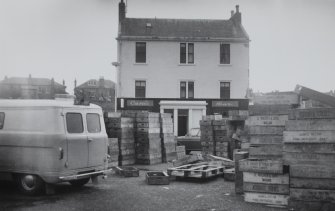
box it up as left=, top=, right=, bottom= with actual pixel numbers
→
left=0, top=112, right=5, bottom=129
left=220, top=43, right=230, bottom=65
left=180, top=81, right=195, bottom=99
left=135, top=42, right=146, bottom=63
left=135, top=80, right=146, bottom=98
left=66, top=112, right=84, bottom=134
left=86, top=113, right=101, bottom=133
left=180, top=43, right=195, bottom=64
left=220, top=81, right=231, bottom=99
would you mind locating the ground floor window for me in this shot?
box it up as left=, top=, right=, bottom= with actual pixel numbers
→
left=220, top=82, right=230, bottom=99
left=135, top=80, right=146, bottom=98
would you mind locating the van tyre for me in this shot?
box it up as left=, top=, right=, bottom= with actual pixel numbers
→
left=16, top=174, right=45, bottom=195
left=69, top=178, right=90, bottom=187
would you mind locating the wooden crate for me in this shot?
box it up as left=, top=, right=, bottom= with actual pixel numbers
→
left=283, top=143, right=335, bottom=154
left=250, top=135, right=283, bottom=145
left=246, top=115, right=288, bottom=126
left=244, top=192, right=289, bottom=206
left=290, top=188, right=335, bottom=202
left=288, top=200, right=335, bottom=211
left=283, top=131, right=335, bottom=143
left=239, top=159, right=284, bottom=174
left=252, top=93, right=299, bottom=105
left=249, top=144, right=283, bottom=159
left=243, top=172, right=289, bottom=185
left=249, top=104, right=292, bottom=116
left=283, top=152, right=335, bottom=166
left=290, top=164, right=335, bottom=179
left=289, top=108, right=335, bottom=120
left=115, top=166, right=139, bottom=177
left=285, top=120, right=335, bottom=131
left=146, top=171, right=170, bottom=185
left=223, top=168, right=235, bottom=181
left=290, top=177, right=335, bottom=190
left=243, top=182, right=289, bottom=194
left=248, top=126, right=285, bottom=135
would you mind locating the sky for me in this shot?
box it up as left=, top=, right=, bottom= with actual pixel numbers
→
left=1, top=0, right=335, bottom=94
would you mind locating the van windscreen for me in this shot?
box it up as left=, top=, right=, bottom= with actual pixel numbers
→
left=0, top=112, right=4, bottom=129
left=66, top=113, right=83, bottom=133
left=87, top=113, right=101, bottom=133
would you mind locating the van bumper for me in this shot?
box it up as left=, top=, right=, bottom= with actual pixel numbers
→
left=59, top=168, right=114, bottom=181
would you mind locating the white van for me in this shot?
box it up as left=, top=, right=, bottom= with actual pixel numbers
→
left=0, top=100, right=110, bottom=195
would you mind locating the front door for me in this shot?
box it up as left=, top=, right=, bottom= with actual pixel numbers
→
left=178, top=109, right=188, bottom=136
left=86, top=112, right=107, bottom=167
left=65, top=111, right=89, bottom=169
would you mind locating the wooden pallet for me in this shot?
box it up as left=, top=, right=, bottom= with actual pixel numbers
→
left=167, top=163, right=224, bottom=179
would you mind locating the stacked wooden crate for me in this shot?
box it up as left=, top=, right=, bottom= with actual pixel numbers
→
left=284, top=108, right=335, bottom=211
left=200, top=119, right=215, bottom=156
left=107, top=138, right=119, bottom=167
left=240, top=93, right=299, bottom=206
left=135, top=112, right=162, bottom=165
left=176, top=145, right=186, bottom=159
left=105, top=113, right=135, bottom=166
left=160, top=113, right=176, bottom=162
left=213, top=119, right=229, bottom=158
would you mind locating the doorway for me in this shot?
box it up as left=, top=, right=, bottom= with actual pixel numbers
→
left=178, top=109, right=188, bottom=136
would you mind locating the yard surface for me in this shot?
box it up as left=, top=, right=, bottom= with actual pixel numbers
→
left=0, top=163, right=285, bottom=211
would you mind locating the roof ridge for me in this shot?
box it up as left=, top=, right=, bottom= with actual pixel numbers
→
left=125, top=17, right=230, bottom=22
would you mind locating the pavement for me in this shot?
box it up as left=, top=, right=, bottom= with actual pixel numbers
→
left=0, top=163, right=285, bottom=211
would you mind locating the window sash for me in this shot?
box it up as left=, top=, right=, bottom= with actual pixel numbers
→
left=66, top=113, right=84, bottom=133
left=188, top=43, right=194, bottom=64
left=135, top=81, right=146, bottom=98
left=0, top=112, right=5, bottom=129
left=220, top=82, right=230, bottom=99
left=136, top=42, right=146, bottom=63
left=180, top=43, right=186, bottom=64
left=87, top=113, right=101, bottom=133
left=180, top=81, right=186, bottom=98
left=220, top=44, right=230, bottom=64
left=188, top=81, right=194, bottom=99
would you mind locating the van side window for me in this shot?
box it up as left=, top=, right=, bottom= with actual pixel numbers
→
left=0, top=112, right=4, bottom=129
left=87, top=113, right=101, bottom=133
left=66, top=113, right=83, bottom=133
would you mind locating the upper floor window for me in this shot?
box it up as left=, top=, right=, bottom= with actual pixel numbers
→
left=220, top=82, right=230, bottom=99
left=135, top=80, right=146, bottom=98
left=136, top=42, right=146, bottom=63
left=180, top=43, right=194, bottom=64
left=0, top=112, right=5, bottom=129
left=66, top=113, right=84, bottom=133
left=220, top=43, right=230, bottom=64
left=180, top=81, right=194, bottom=99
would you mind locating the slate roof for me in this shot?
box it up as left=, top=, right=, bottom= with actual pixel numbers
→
left=119, top=18, right=249, bottom=41
left=76, top=79, right=115, bottom=89
left=0, top=77, right=65, bottom=87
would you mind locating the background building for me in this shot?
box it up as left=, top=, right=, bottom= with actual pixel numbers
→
left=0, top=75, right=67, bottom=99
left=116, top=0, right=250, bottom=136
left=74, top=77, right=116, bottom=112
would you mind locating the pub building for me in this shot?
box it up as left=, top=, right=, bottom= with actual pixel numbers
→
left=115, top=0, right=250, bottom=136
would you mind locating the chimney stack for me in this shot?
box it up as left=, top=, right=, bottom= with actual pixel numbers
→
left=74, top=79, right=77, bottom=88
left=231, top=10, right=234, bottom=17
left=230, top=5, right=242, bottom=25
left=119, top=0, right=126, bottom=23
left=63, top=79, right=65, bottom=86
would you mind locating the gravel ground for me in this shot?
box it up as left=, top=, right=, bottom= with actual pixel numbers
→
left=0, top=163, right=285, bottom=211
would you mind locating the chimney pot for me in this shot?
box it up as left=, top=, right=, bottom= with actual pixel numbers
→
left=236, top=5, right=240, bottom=13
left=119, top=0, right=126, bottom=23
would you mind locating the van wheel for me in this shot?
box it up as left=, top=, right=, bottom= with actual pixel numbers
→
left=69, top=178, right=90, bottom=187
left=16, top=174, right=45, bottom=195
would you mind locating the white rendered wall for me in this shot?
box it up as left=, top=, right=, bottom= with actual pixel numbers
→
left=118, top=40, right=249, bottom=99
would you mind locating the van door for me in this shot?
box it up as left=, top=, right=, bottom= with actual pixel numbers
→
left=86, top=113, right=106, bottom=167
left=65, top=111, right=89, bottom=169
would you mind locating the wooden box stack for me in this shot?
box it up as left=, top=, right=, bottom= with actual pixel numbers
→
left=160, top=113, right=176, bottom=162
left=213, top=119, right=229, bottom=158
left=135, top=111, right=162, bottom=165
left=284, top=108, right=335, bottom=211
left=239, top=92, right=299, bottom=206
left=105, top=113, right=135, bottom=166
left=200, top=119, right=215, bottom=156
left=107, top=138, right=119, bottom=167
left=176, top=145, right=186, bottom=159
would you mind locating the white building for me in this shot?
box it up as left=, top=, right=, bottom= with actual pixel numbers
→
left=116, top=0, right=250, bottom=136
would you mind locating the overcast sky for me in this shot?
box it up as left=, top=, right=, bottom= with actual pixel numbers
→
left=1, top=0, right=335, bottom=94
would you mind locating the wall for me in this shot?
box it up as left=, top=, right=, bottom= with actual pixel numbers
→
left=118, top=40, right=249, bottom=99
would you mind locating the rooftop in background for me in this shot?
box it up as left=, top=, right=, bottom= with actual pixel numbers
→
left=75, top=78, right=115, bottom=89
left=0, top=76, right=65, bottom=88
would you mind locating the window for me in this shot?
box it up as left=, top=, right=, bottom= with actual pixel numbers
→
left=66, top=113, right=84, bottom=133
left=180, top=81, right=194, bottom=99
left=220, top=82, right=231, bottom=99
left=180, top=43, right=194, bottom=64
left=180, top=82, right=186, bottom=99
left=87, top=113, right=101, bottom=133
left=188, top=82, right=194, bottom=99
left=220, top=43, right=230, bottom=64
left=136, top=42, right=146, bottom=63
left=0, top=112, right=5, bottom=129
left=135, top=81, right=146, bottom=98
